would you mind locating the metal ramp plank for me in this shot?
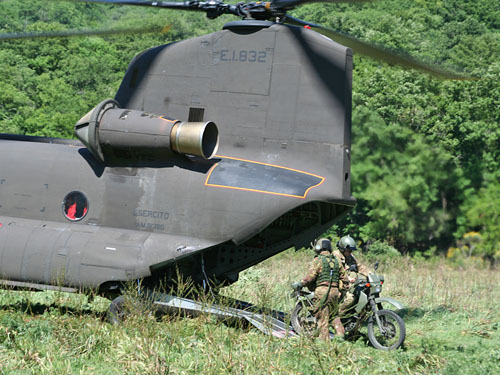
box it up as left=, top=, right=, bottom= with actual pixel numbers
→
left=149, top=292, right=297, bottom=338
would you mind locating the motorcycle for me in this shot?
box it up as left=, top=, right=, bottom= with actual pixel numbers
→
left=290, top=263, right=406, bottom=350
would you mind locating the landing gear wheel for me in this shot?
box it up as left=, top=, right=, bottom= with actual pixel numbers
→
left=367, top=309, right=405, bottom=350
left=107, top=296, right=127, bottom=325
left=291, top=300, right=316, bottom=337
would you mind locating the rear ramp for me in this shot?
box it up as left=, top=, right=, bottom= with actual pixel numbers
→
left=150, top=292, right=297, bottom=338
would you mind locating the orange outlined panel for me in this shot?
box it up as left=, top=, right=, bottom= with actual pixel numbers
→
left=159, top=116, right=177, bottom=123
left=205, top=155, right=325, bottom=199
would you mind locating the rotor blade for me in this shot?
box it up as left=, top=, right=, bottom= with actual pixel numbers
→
left=283, top=15, right=474, bottom=80
left=299, top=0, right=371, bottom=2
left=273, top=0, right=371, bottom=8
left=69, top=0, right=201, bottom=10
left=0, top=24, right=170, bottom=41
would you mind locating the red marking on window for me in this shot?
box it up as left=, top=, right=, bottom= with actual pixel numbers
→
left=304, top=25, right=311, bottom=29
left=67, top=203, right=77, bottom=220
left=0, top=223, right=2, bottom=228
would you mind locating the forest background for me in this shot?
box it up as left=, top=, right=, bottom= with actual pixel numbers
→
left=0, top=0, right=499, bottom=264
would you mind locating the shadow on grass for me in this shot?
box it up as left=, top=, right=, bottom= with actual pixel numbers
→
left=0, top=301, right=107, bottom=319
left=396, top=304, right=457, bottom=321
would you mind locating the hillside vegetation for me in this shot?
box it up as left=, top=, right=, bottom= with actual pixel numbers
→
left=1, top=2, right=499, bottom=373
left=0, top=250, right=499, bottom=374
left=1, top=0, right=498, bottom=259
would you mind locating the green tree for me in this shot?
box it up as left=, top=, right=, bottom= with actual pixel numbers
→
left=1, top=0, right=499, bottom=258
left=341, top=106, right=467, bottom=252
left=458, top=182, right=500, bottom=265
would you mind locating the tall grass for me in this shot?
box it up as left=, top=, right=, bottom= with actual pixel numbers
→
left=0, top=250, right=499, bottom=374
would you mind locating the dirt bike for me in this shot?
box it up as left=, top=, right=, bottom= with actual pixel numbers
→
left=290, top=264, right=406, bottom=350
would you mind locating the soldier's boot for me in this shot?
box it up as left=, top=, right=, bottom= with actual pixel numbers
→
left=333, top=317, right=345, bottom=339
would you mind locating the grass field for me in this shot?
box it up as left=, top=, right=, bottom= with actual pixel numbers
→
left=0, top=249, right=499, bottom=374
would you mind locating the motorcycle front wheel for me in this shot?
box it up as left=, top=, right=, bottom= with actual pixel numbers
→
left=291, top=300, right=316, bottom=337
left=367, top=309, right=405, bottom=350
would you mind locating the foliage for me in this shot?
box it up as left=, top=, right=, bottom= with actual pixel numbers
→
left=0, top=0, right=499, bottom=255
left=339, top=106, right=466, bottom=252
left=1, top=251, right=499, bottom=374
left=446, top=231, right=486, bottom=268
left=363, top=240, right=401, bottom=262
left=0, top=0, right=225, bottom=137
left=290, top=0, right=500, bottom=256
left=458, top=182, right=500, bottom=264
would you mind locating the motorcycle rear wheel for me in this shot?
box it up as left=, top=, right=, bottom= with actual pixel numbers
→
left=291, top=300, right=316, bottom=337
left=367, top=309, right=405, bottom=350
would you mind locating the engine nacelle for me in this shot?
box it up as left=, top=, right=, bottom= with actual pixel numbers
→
left=75, top=99, right=219, bottom=163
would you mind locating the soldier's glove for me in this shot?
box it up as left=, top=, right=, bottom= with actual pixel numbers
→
left=291, top=281, right=303, bottom=290
left=349, top=264, right=358, bottom=273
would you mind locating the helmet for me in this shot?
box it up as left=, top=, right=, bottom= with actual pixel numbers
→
left=314, top=238, right=332, bottom=253
left=338, top=235, right=357, bottom=252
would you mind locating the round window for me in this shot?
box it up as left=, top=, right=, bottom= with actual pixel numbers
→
left=62, top=191, right=88, bottom=221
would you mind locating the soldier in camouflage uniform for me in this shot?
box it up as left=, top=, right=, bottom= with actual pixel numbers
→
left=292, top=238, right=348, bottom=340
left=333, top=235, right=371, bottom=324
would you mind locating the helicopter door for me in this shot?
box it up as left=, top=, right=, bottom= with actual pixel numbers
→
left=20, top=225, right=69, bottom=283
left=49, top=229, right=91, bottom=286
left=0, top=219, right=31, bottom=281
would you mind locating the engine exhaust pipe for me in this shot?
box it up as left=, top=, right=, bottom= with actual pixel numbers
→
left=75, top=99, right=219, bottom=163
left=170, top=121, right=219, bottom=160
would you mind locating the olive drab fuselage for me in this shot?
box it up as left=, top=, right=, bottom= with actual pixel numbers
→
left=0, top=21, right=355, bottom=292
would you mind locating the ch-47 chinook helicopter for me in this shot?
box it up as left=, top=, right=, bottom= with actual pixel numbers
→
left=0, top=0, right=468, bottom=323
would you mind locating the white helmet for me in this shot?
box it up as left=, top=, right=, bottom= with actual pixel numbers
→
left=338, top=235, right=357, bottom=251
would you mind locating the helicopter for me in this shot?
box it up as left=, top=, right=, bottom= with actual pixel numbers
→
left=0, top=0, right=468, bottom=311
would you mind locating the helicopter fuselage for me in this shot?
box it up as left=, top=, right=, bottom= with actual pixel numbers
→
left=0, top=21, right=354, bottom=292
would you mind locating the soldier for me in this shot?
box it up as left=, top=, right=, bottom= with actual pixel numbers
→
left=333, top=235, right=371, bottom=324
left=292, top=238, right=348, bottom=340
